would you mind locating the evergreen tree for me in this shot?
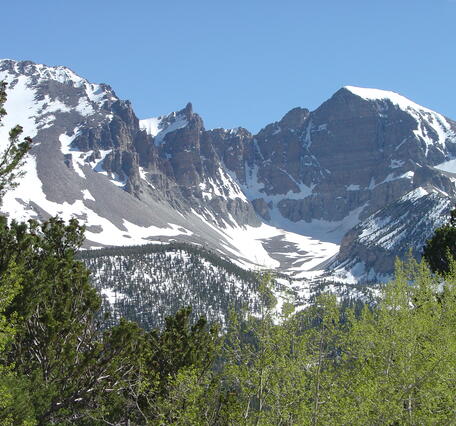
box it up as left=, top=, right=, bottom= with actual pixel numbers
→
left=0, top=218, right=98, bottom=422
left=0, top=79, right=36, bottom=424
left=132, top=307, right=221, bottom=424
left=0, top=81, right=32, bottom=200
left=423, top=207, right=456, bottom=274
left=0, top=262, right=37, bottom=425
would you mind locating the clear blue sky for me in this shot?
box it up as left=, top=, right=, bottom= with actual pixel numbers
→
left=2, top=0, right=455, bottom=132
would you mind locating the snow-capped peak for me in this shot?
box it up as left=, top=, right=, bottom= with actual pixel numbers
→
left=344, top=85, right=441, bottom=117
left=1, top=59, right=92, bottom=89
left=0, top=59, right=117, bottom=115
left=344, top=85, right=454, bottom=149
left=4, top=59, right=86, bottom=87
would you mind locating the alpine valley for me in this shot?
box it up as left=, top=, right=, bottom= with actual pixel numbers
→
left=1, top=59, right=455, bottom=324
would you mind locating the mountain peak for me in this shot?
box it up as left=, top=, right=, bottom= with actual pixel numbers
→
left=139, top=109, right=191, bottom=144
left=0, top=58, right=117, bottom=100
left=184, top=102, right=193, bottom=114
left=342, top=85, right=441, bottom=116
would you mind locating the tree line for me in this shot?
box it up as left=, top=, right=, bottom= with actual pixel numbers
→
left=78, top=242, right=261, bottom=284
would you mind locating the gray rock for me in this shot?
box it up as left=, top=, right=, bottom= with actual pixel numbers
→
left=2, top=59, right=456, bottom=282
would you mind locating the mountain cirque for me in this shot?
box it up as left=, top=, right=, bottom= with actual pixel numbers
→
left=1, top=59, right=455, bottom=286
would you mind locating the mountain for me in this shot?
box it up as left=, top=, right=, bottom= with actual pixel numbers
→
left=1, top=59, right=456, bottom=287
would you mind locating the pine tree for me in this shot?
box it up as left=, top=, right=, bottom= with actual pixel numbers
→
left=131, top=307, right=221, bottom=423
left=0, top=78, right=36, bottom=424
left=0, top=81, right=32, bottom=200
left=0, top=218, right=98, bottom=422
left=423, top=207, right=456, bottom=274
left=0, top=263, right=37, bottom=425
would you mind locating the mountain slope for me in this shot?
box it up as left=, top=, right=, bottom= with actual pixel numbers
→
left=79, top=243, right=294, bottom=329
left=1, top=59, right=456, bottom=284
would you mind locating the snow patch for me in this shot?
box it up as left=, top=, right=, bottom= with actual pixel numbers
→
left=345, top=86, right=445, bottom=117
left=435, top=158, right=456, bottom=174
left=347, top=184, right=360, bottom=191
left=100, top=288, right=126, bottom=305
left=82, top=189, right=95, bottom=201
left=139, top=117, right=161, bottom=137
left=140, top=112, right=189, bottom=146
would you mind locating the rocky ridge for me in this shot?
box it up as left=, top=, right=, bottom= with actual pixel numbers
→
left=1, top=59, right=456, bottom=285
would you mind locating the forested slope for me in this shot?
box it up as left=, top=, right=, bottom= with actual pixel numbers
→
left=79, top=243, right=286, bottom=329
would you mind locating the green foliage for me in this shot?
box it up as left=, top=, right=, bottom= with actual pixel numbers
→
left=214, top=264, right=456, bottom=424
left=0, top=213, right=223, bottom=424
left=2, top=225, right=456, bottom=424
left=134, top=308, right=221, bottom=424
left=0, top=81, right=32, bottom=201
left=221, top=273, right=308, bottom=425
left=146, top=307, right=220, bottom=391
left=423, top=207, right=456, bottom=274
left=0, top=263, right=36, bottom=425
left=0, top=217, right=100, bottom=422
left=333, top=257, right=456, bottom=424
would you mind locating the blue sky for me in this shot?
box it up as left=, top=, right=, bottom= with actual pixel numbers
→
left=2, top=0, right=455, bottom=132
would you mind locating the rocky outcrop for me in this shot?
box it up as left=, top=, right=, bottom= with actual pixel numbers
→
left=2, top=59, right=456, bottom=282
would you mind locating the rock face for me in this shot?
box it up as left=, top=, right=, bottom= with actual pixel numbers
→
left=137, top=105, right=259, bottom=227
left=1, top=59, right=456, bottom=283
left=228, top=87, right=456, bottom=225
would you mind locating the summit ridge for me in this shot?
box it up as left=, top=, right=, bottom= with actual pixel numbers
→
left=1, top=59, right=456, bottom=288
